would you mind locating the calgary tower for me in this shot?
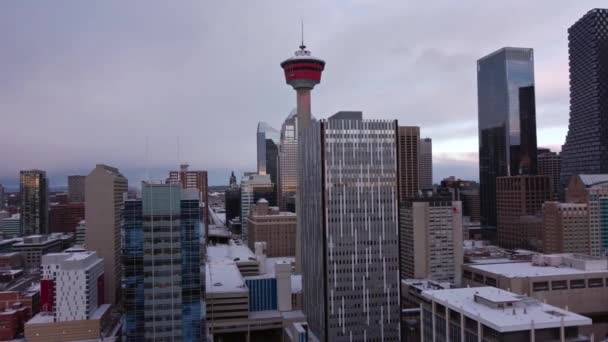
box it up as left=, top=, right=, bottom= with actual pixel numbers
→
left=280, top=29, right=325, bottom=131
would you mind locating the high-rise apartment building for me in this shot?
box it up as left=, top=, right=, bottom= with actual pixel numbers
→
left=400, top=195, right=463, bottom=284
left=67, top=175, right=86, bottom=203
left=40, top=251, right=104, bottom=321
left=477, top=47, right=538, bottom=228
left=278, top=110, right=298, bottom=211
left=397, top=126, right=420, bottom=201
left=20, top=170, right=49, bottom=236
left=419, top=137, right=433, bottom=189
left=538, top=150, right=561, bottom=201
left=300, top=112, right=400, bottom=341
left=543, top=202, right=589, bottom=254
left=85, top=164, right=127, bottom=305
left=123, top=183, right=203, bottom=341
left=561, top=9, right=608, bottom=191
left=26, top=251, right=120, bottom=341
left=496, top=175, right=551, bottom=250
left=240, top=174, right=274, bottom=240
left=167, top=164, right=209, bottom=231
left=566, top=174, right=608, bottom=256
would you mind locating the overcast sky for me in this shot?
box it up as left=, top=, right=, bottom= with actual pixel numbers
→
left=0, top=1, right=605, bottom=187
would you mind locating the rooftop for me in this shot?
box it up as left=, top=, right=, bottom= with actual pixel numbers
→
left=422, top=287, right=591, bottom=332
left=579, top=174, right=608, bottom=187
left=467, top=254, right=608, bottom=277
left=207, top=240, right=256, bottom=263
left=204, top=260, right=247, bottom=294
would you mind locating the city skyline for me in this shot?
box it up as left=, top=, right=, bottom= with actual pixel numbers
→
left=1, top=1, right=606, bottom=187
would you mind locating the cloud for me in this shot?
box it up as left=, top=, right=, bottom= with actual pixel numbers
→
left=0, top=0, right=605, bottom=185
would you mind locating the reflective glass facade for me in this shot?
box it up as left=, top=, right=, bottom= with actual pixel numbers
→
left=561, top=9, right=608, bottom=192
left=279, top=110, right=298, bottom=211
left=477, top=48, right=537, bottom=227
left=19, top=170, right=49, bottom=235
left=123, top=184, right=203, bottom=341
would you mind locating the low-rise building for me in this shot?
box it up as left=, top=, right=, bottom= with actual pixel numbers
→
left=463, top=253, right=608, bottom=337
left=12, top=235, right=63, bottom=270
left=421, top=286, right=591, bottom=341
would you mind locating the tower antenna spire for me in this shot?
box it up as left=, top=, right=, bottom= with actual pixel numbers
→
left=300, top=19, right=305, bottom=50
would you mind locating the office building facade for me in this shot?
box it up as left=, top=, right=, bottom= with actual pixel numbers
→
left=538, top=150, right=561, bottom=201
left=400, top=196, right=463, bottom=284
left=397, top=126, right=420, bottom=202
left=477, top=47, right=538, bottom=228
left=496, top=175, right=551, bottom=250
left=300, top=112, right=400, bottom=341
left=240, top=174, right=274, bottom=240
left=85, top=164, right=127, bottom=305
left=419, top=137, right=433, bottom=189
left=123, top=183, right=203, bottom=341
left=278, top=110, right=298, bottom=211
left=167, top=164, right=209, bottom=232
left=561, top=9, right=608, bottom=191
left=543, top=202, right=590, bottom=254
left=67, top=175, right=86, bottom=203
left=20, top=170, right=49, bottom=236
left=246, top=199, right=296, bottom=257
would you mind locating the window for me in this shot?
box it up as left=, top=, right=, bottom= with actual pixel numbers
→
left=570, top=279, right=585, bottom=289
left=532, top=281, right=549, bottom=292
left=588, top=278, right=604, bottom=288
left=551, top=280, right=567, bottom=290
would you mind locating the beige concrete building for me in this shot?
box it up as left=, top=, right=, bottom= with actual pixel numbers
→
left=538, top=151, right=561, bottom=201
left=247, top=199, right=296, bottom=257
left=85, top=164, right=127, bottom=305
left=24, top=304, right=120, bottom=342
left=400, top=196, right=463, bottom=284
left=397, top=126, right=420, bottom=202
left=543, top=202, right=590, bottom=254
left=496, top=175, right=551, bottom=250
left=462, top=253, right=608, bottom=337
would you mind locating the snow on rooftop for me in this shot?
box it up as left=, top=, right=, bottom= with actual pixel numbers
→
left=422, top=287, right=592, bottom=332
left=468, top=255, right=608, bottom=277
left=204, top=260, right=248, bottom=294
left=579, top=174, right=608, bottom=187
left=207, top=240, right=256, bottom=263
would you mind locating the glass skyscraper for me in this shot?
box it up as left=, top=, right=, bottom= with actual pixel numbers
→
left=477, top=47, right=538, bottom=228
left=20, top=170, right=49, bottom=235
left=561, top=9, right=608, bottom=192
left=278, top=109, right=298, bottom=211
left=123, top=183, right=203, bottom=341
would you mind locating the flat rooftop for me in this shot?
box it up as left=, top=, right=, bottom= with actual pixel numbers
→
left=467, top=260, right=608, bottom=278
left=422, top=287, right=592, bottom=332
left=207, top=240, right=256, bottom=263
left=205, top=260, right=248, bottom=294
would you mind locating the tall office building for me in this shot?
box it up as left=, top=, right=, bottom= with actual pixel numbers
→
left=400, top=195, right=463, bottom=284
left=85, top=164, right=127, bottom=305
left=477, top=47, right=538, bottom=228
left=566, top=174, right=608, bottom=256
left=256, top=122, right=280, bottom=176
left=543, top=201, right=590, bottom=254
left=397, top=126, right=420, bottom=202
left=496, top=175, right=551, bottom=250
left=20, top=170, right=49, bottom=236
left=67, top=175, right=86, bottom=203
left=123, top=183, right=202, bottom=341
left=300, top=112, right=400, bottom=341
left=419, top=137, right=433, bottom=189
left=538, top=150, right=561, bottom=201
left=167, top=164, right=209, bottom=238
left=278, top=109, right=298, bottom=211
left=240, top=174, right=274, bottom=240
left=561, top=9, right=608, bottom=191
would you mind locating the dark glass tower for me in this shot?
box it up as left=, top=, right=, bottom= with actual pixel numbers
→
left=561, top=9, right=608, bottom=191
left=122, top=183, right=203, bottom=341
left=477, top=47, right=538, bottom=228
left=20, top=170, right=49, bottom=235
